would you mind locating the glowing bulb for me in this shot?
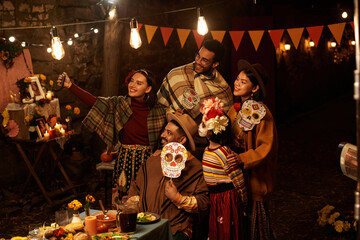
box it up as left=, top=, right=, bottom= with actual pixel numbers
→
left=74, top=33, right=79, bottom=38
left=50, top=27, right=65, bottom=60
left=342, top=11, right=348, bottom=19
left=21, top=42, right=26, bottom=47
left=330, top=41, right=337, bottom=47
left=109, top=8, right=116, bottom=19
left=129, top=18, right=142, bottom=49
left=309, top=41, right=315, bottom=47
left=197, top=8, right=208, bottom=36
left=351, top=40, right=356, bottom=45
left=284, top=44, right=291, bottom=51
left=67, top=38, right=73, bottom=45
left=9, top=36, right=15, bottom=42
left=47, top=47, right=52, bottom=53
left=94, top=28, right=99, bottom=34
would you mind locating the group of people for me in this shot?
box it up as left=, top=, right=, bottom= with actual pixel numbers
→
left=58, top=39, right=278, bottom=240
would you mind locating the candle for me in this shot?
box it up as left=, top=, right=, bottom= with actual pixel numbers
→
left=60, top=127, right=65, bottom=136
left=46, top=91, right=52, bottom=100
left=54, top=123, right=61, bottom=131
left=85, top=216, right=97, bottom=236
left=44, top=130, right=50, bottom=140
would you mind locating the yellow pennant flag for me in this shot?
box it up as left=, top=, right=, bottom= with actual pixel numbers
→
left=248, top=30, right=264, bottom=51
left=177, top=28, right=191, bottom=48
left=287, top=27, right=304, bottom=49
left=211, top=31, right=226, bottom=43
left=144, top=25, right=158, bottom=44
left=328, top=22, right=346, bottom=45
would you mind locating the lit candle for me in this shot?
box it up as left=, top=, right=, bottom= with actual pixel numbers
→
left=46, top=91, right=53, bottom=100
left=85, top=216, right=97, bottom=236
left=60, top=127, right=65, bottom=136
left=44, top=130, right=50, bottom=140
left=54, top=123, right=61, bottom=131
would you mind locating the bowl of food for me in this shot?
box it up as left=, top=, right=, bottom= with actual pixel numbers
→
left=95, top=213, right=116, bottom=228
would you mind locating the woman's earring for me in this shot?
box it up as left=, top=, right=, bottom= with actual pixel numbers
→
left=251, top=92, right=254, bottom=99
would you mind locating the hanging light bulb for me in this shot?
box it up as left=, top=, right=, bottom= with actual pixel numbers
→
left=129, top=18, right=142, bottom=49
left=74, top=33, right=79, bottom=38
left=47, top=47, right=52, bottom=53
left=50, top=26, right=65, bottom=60
left=94, top=28, right=99, bottom=34
left=21, top=42, right=26, bottom=47
left=9, top=36, right=15, bottom=42
left=67, top=38, right=73, bottom=46
left=197, top=8, right=208, bottom=36
left=109, top=7, right=116, bottom=19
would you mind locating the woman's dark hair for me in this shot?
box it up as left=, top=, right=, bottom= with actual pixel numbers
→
left=242, top=68, right=265, bottom=102
left=130, top=69, right=158, bottom=109
left=208, top=114, right=231, bottom=146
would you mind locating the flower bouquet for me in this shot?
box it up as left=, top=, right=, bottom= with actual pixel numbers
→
left=317, top=205, right=356, bottom=239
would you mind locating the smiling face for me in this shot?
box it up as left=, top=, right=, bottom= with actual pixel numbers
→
left=128, top=72, right=152, bottom=100
left=233, top=71, right=259, bottom=102
left=160, top=122, right=186, bottom=147
left=194, top=47, right=219, bottom=75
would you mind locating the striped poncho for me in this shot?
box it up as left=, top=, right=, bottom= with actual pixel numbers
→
left=202, top=146, right=247, bottom=207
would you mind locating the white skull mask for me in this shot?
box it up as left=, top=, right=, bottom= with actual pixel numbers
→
left=161, top=142, right=188, bottom=178
left=182, top=87, right=200, bottom=109
left=237, top=100, right=266, bottom=131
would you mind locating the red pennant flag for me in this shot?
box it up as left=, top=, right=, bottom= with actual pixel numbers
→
left=350, top=21, right=354, bottom=30
left=268, top=29, right=284, bottom=49
left=160, top=27, right=173, bottom=46
left=192, top=30, right=205, bottom=49
left=138, top=23, right=143, bottom=30
left=306, top=25, right=323, bottom=47
left=229, top=31, right=245, bottom=51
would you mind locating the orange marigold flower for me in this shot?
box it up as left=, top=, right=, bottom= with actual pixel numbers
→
left=40, top=74, right=46, bottom=81
left=24, top=77, right=32, bottom=83
left=49, top=80, right=54, bottom=86
left=1, top=50, right=9, bottom=60
left=65, top=105, right=72, bottom=110
left=74, top=107, right=80, bottom=115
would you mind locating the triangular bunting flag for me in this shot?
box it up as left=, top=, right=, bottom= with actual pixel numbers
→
left=160, top=27, right=173, bottom=46
left=192, top=30, right=205, bottom=49
left=211, top=31, right=226, bottom=43
left=176, top=28, right=191, bottom=48
left=138, top=23, right=143, bottom=30
left=268, top=29, right=284, bottom=49
left=229, top=31, right=245, bottom=51
left=306, top=25, right=323, bottom=47
left=328, top=22, right=346, bottom=45
left=144, top=25, right=158, bottom=45
left=350, top=21, right=354, bottom=30
left=248, top=30, right=264, bottom=51
left=287, top=27, right=304, bottom=49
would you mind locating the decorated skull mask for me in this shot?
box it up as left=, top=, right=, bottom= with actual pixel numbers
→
left=182, top=87, right=200, bottom=109
left=237, top=100, right=266, bottom=131
left=161, top=142, right=188, bottom=178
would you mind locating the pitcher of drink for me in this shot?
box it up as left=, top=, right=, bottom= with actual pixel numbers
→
left=116, top=198, right=138, bottom=234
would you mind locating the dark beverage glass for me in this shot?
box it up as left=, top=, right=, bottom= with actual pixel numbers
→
left=119, top=212, right=137, bottom=233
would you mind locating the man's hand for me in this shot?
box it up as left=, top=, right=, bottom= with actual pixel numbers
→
left=227, top=152, right=242, bottom=168
left=165, top=179, right=178, bottom=201
left=57, top=72, right=72, bottom=88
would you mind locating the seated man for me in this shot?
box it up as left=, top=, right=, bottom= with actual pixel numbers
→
left=128, top=112, right=210, bottom=240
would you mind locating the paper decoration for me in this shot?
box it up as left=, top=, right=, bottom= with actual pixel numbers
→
left=144, top=25, right=158, bottom=44
left=350, top=21, right=354, bottom=30
left=328, top=22, right=346, bottom=44
left=161, top=142, right=188, bottom=178
left=177, top=28, right=191, bottom=48
left=229, top=31, right=245, bottom=51
left=248, top=30, right=264, bottom=51
left=287, top=27, right=304, bottom=49
left=6, top=119, right=19, bottom=138
left=211, top=30, right=226, bottom=43
left=236, top=100, right=266, bottom=131
left=192, top=30, right=205, bottom=49
left=268, top=29, right=284, bottom=49
left=160, top=27, right=173, bottom=46
left=306, top=26, right=324, bottom=47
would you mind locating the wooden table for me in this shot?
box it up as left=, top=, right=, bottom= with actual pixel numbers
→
left=13, top=137, right=77, bottom=205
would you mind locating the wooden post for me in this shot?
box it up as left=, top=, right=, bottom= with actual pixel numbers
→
left=101, top=1, right=128, bottom=97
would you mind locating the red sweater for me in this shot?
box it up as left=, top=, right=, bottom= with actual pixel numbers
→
left=69, top=83, right=150, bottom=146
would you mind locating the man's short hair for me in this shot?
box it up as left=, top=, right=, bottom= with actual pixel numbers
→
left=202, top=40, right=224, bottom=63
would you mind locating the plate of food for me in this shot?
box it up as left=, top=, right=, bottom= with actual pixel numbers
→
left=137, top=212, right=160, bottom=224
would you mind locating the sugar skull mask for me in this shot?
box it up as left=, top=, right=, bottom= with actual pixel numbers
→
left=182, top=87, right=200, bottom=109
left=161, top=142, right=188, bottom=178
left=237, top=100, right=266, bottom=131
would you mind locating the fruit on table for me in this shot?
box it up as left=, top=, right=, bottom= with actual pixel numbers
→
left=96, top=223, right=108, bottom=233
left=100, top=152, right=113, bottom=162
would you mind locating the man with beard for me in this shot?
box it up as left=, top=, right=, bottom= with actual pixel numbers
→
left=157, top=39, right=233, bottom=121
left=128, top=112, right=210, bottom=240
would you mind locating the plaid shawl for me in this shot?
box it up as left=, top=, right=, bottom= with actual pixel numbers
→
left=82, top=96, right=166, bottom=150
left=157, top=62, right=233, bottom=118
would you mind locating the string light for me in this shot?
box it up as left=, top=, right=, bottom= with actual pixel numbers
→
left=109, top=7, right=116, bottom=19
left=309, top=41, right=315, bottom=47
left=330, top=41, right=337, bottom=48
left=351, top=40, right=356, bottom=46
left=67, top=38, right=73, bottom=45
left=21, top=42, right=26, bottom=47
left=197, top=8, right=208, bottom=36
left=50, top=26, right=65, bottom=60
left=74, top=33, right=79, bottom=38
left=341, top=11, right=348, bottom=19
left=129, top=18, right=142, bottom=49
left=94, top=28, right=99, bottom=33
left=47, top=47, right=52, bottom=53
left=9, top=36, right=15, bottom=42
left=284, top=44, right=291, bottom=51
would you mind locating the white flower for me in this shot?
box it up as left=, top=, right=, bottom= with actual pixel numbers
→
left=206, top=115, right=229, bottom=134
